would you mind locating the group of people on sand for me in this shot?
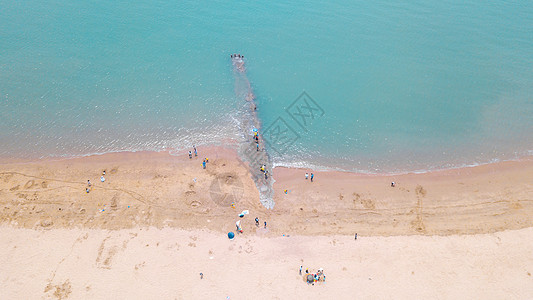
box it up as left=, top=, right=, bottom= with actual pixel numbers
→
left=305, top=172, right=314, bottom=182
left=85, top=170, right=106, bottom=193
left=188, top=146, right=198, bottom=159
left=186, top=146, right=209, bottom=169
left=300, top=266, right=326, bottom=285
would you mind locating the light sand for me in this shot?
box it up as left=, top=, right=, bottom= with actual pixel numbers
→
left=0, top=148, right=532, bottom=299
left=0, top=226, right=532, bottom=299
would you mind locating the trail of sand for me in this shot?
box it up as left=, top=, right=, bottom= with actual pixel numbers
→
left=0, top=226, right=531, bottom=299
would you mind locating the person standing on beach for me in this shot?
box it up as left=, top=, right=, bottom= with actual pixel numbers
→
left=299, top=265, right=303, bottom=275
left=255, top=217, right=259, bottom=226
left=188, top=151, right=192, bottom=159
left=194, top=146, right=198, bottom=157
left=202, top=160, right=206, bottom=169
left=264, top=221, right=267, bottom=229
left=310, top=173, right=314, bottom=182
left=87, top=180, right=91, bottom=187
left=305, top=173, right=309, bottom=180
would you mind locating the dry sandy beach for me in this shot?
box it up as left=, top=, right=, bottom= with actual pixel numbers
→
left=1, top=147, right=532, bottom=299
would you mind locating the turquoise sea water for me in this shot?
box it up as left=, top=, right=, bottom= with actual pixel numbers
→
left=1, top=1, right=532, bottom=173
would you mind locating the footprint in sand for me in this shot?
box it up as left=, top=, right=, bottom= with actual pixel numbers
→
left=353, top=193, right=375, bottom=209
left=134, top=261, right=146, bottom=270
left=96, top=236, right=129, bottom=269
left=24, top=180, right=35, bottom=189
left=44, top=280, right=72, bottom=300
left=415, top=185, right=427, bottom=197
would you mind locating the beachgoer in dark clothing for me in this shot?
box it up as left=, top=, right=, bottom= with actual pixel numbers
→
left=188, top=151, right=192, bottom=159
left=255, top=217, right=259, bottom=226
left=264, top=221, right=267, bottom=229
left=311, top=173, right=314, bottom=182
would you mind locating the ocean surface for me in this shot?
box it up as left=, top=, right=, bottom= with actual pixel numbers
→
left=1, top=0, right=532, bottom=173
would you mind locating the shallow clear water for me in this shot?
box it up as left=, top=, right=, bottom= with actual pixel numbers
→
left=1, top=0, right=532, bottom=172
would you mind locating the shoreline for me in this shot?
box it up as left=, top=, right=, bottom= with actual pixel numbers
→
left=2, top=146, right=532, bottom=176
left=0, top=146, right=531, bottom=236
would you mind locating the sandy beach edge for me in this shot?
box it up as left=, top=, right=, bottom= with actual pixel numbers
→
left=0, top=146, right=532, bottom=236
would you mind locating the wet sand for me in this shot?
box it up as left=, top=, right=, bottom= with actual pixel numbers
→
left=3, top=148, right=531, bottom=235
